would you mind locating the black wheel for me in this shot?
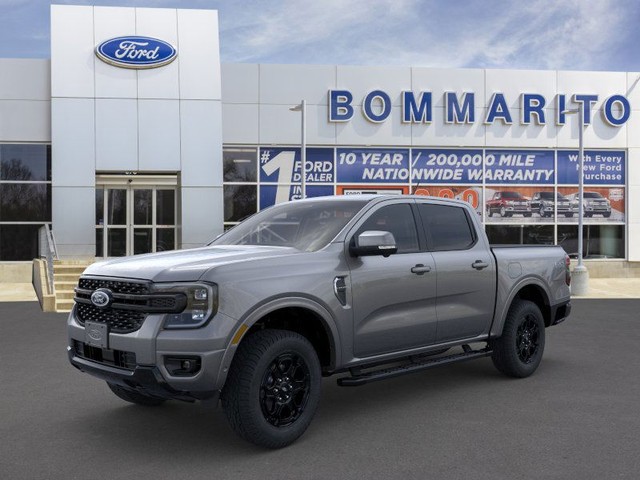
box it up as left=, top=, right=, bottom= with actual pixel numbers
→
left=222, top=329, right=321, bottom=449
left=107, top=382, right=166, bottom=406
left=491, top=300, right=545, bottom=378
left=603, top=212, right=611, bottom=218
left=500, top=206, right=506, bottom=217
left=486, top=206, right=493, bottom=218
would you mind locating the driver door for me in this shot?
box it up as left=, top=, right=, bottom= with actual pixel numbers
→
left=346, top=201, right=437, bottom=358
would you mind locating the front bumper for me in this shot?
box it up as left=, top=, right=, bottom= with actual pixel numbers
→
left=68, top=307, right=238, bottom=400
left=67, top=348, right=218, bottom=401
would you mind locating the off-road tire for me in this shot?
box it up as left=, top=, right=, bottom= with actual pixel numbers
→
left=107, top=382, right=166, bottom=406
left=491, top=299, right=545, bottom=378
left=222, top=329, right=321, bottom=449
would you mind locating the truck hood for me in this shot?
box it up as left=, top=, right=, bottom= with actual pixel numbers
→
left=82, top=245, right=300, bottom=282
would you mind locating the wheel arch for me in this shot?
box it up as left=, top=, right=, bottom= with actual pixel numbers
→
left=216, top=297, right=339, bottom=389
left=491, top=279, right=552, bottom=337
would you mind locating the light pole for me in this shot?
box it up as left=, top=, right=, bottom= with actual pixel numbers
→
left=562, top=104, right=589, bottom=295
left=289, top=100, right=306, bottom=199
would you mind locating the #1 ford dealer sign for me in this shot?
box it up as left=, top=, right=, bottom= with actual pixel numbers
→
left=95, top=36, right=177, bottom=69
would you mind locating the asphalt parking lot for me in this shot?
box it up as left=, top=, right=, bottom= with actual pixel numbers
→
left=1, top=300, right=639, bottom=480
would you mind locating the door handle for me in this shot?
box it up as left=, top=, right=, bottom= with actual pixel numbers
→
left=472, top=260, right=489, bottom=270
left=411, top=264, right=432, bottom=275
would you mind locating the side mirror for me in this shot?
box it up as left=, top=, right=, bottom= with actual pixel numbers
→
left=350, top=230, right=398, bottom=258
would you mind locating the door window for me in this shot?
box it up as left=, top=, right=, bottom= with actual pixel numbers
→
left=418, top=203, right=475, bottom=251
left=356, top=203, right=419, bottom=254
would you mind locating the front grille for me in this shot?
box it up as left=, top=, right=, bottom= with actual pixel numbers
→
left=74, top=276, right=187, bottom=334
left=78, top=278, right=149, bottom=295
left=76, top=303, right=146, bottom=333
left=73, top=340, right=137, bottom=370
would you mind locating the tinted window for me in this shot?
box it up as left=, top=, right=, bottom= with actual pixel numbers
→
left=501, top=191, right=522, bottom=199
left=0, top=144, right=51, bottom=181
left=418, top=203, right=474, bottom=251
left=356, top=203, right=419, bottom=254
left=223, top=148, right=257, bottom=182
left=584, top=192, right=603, bottom=199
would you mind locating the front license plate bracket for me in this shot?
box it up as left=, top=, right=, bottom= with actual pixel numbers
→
left=85, top=321, right=108, bottom=348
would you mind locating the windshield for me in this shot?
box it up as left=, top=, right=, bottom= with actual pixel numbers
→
left=501, top=191, right=522, bottom=199
left=212, top=199, right=370, bottom=252
left=584, top=192, right=604, bottom=199
left=539, top=192, right=568, bottom=200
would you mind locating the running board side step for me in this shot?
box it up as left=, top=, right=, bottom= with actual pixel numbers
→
left=337, top=347, right=492, bottom=387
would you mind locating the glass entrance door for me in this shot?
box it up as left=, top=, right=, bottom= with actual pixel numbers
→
left=96, top=179, right=177, bottom=258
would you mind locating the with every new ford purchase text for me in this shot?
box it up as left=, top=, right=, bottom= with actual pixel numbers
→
left=67, top=195, right=571, bottom=448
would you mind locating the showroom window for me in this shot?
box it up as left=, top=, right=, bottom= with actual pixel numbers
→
left=223, top=147, right=258, bottom=229
left=0, top=144, right=51, bottom=260
left=221, top=145, right=626, bottom=259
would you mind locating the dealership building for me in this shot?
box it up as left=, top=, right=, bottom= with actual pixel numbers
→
left=1, top=4, right=640, bottom=284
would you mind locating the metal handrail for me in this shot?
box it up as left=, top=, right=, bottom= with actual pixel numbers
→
left=38, top=224, right=58, bottom=294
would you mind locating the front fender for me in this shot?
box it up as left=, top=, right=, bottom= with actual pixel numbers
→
left=214, top=295, right=341, bottom=390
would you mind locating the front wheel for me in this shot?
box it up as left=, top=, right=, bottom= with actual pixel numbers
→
left=491, top=299, right=545, bottom=378
left=222, top=329, right=321, bottom=449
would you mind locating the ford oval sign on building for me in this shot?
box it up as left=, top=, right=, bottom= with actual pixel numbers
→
left=95, top=36, right=177, bottom=69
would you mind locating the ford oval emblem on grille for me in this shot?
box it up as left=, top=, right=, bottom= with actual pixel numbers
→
left=91, top=288, right=113, bottom=309
left=95, top=36, right=177, bottom=69
left=87, top=329, right=102, bottom=341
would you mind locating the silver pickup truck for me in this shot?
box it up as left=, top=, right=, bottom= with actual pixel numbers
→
left=68, top=195, right=571, bottom=448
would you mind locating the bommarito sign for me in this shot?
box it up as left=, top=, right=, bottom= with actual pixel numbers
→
left=328, top=90, right=631, bottom=127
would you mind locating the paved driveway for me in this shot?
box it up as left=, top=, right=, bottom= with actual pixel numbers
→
left=0, top=300, right=638, bottom=480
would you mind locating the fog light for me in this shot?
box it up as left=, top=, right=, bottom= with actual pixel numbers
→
left=164, top=356, right=202, bottom=377
left=194, top=288, right=208, bottom=300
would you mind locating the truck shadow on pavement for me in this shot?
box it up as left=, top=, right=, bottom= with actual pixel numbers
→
left=61, top=356, right=538, bottom=454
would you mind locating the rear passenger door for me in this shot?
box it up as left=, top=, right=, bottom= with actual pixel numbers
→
left=416, top=201, right=496, bottom=342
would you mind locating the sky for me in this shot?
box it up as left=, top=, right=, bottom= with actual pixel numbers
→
left=0, top=0, right=639, bottom=72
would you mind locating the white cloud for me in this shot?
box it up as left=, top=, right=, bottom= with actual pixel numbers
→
left=218, top=0, right=634, bottom=71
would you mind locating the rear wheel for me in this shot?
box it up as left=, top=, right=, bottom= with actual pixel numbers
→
left=491, top=299, right=545, bottom=378
left=107, top=382, right=166, bottom=406
left=222, top=329, right=321, bottom=449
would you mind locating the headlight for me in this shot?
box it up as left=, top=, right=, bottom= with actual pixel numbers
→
left=152, top=282, right=218, bottom=329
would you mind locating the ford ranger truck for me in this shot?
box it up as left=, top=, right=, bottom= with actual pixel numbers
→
left=68, top=195, right=572, bottom=448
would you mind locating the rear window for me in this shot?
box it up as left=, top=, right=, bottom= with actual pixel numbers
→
left=418, top=203, right=475, bottom=251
